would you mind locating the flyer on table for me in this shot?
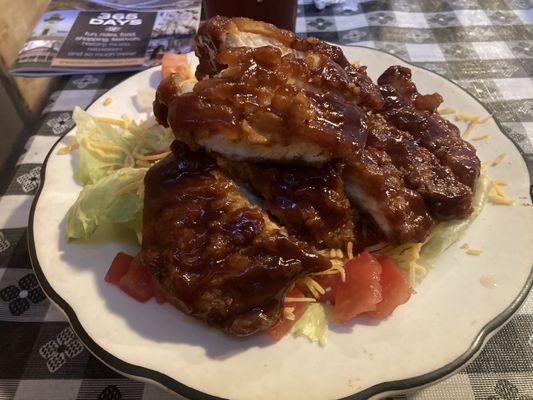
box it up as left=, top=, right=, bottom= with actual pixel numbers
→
left=10, top=0, right=201, bottom=76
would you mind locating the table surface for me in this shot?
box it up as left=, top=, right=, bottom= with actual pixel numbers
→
left=1, top=1, right=532, bottom=399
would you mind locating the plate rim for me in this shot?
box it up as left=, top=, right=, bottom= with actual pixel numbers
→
left=28, top=45, right=533, bottom=400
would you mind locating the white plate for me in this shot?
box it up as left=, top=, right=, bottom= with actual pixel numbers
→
left=29, top=47, right=533, bottom=400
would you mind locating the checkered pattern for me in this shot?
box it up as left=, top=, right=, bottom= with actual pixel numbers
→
left=0, top=1, right=531, bottom=398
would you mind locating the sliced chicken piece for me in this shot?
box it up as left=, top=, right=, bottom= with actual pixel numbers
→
left=156, top=18, right=474, bottom=243
left=343, top=147, right=433, bottom=244
left=367, top=112, right=473, bottom=219
left=195, top=15, right=384, bottom=109
left=155, top=45, right=368, bottom=165
left=192, top=17, right=476, bottom=221
left=378, top=66, right=481, bottom=189
left=141, top=141, right=330, bottom=336
left=219, top=158, right=355, bottom=248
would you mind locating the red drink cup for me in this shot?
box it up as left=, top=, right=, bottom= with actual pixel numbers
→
left=203, top=0, right=298, bottom=31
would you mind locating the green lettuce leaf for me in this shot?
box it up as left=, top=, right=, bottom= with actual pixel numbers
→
left=420, top=174, right=491, bottom=263
left=72, top=107, right=173, bottom=186
left=66, top=167, right=146, bottom=240
left=129, top=116, right=174, bottom=155
left=72, top=107, right=137, bottom=185
left=290, top=303, right=328, bottom=346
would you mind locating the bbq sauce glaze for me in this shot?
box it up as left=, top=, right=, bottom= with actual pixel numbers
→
left=220, top=159, right=355, bottom=248
left=141, top=141, right=330, bottom=336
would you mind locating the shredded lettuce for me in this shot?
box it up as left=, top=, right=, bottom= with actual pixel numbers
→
left=420, top=174, right=491, bottom=263
left=72, top=107, right=173, bottom=186
left=66, top=167, right=146, bottom=240
left=73, top=107, right=137, bottom=185
left=66, top=106, right=173, bottom=241
left=290, top=303, right=328, bottom=346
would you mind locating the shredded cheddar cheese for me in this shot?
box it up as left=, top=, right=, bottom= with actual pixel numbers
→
left=309, top=259, right=346, bottom=283
left=455, top=113, right=489, bottom=138
left=78, top=114, right=174, bottom=170
left=94, top=116, right=125, bottom=127
left=492, top=179, right=508, bottom=186
left=437, top=107, right=456, bottom=114
left=488, top=178, right=514, bottom=206
left=301, top=277, right=326, bottom=299
left=122, top=114, right=133, bottom=129
left=489, top=194, right=515, bottom=205
left=284, top=297, right=316, bottom=303
left=283, top=307, right=296, bottom=320
left=472, top=134, right=490, bottom=141
left=462, top=122, right=477, bottom=138
left=492, top=153, right=507, bottom=166
left=103, top=97, right=113, bottom=106
left=132, top=151, right=171, bottom=162
left=456, top=113, right=483, bottom=122
left=466, top=249, right=483, bottom=255
left=491, top=182, right=507, bottom=197
left=58, top=143, right=80, bottom=154
left=346, top=241, right=354, bottom=259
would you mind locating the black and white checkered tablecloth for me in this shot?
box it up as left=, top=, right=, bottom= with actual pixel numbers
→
left=1, top=1, right=532, bottom=399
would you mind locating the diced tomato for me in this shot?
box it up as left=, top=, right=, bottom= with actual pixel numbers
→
left=161, top=53, right=192, bottom=80
left=334, top=252, right=383, bottom=323
left=105, top=252, right=134, bottom=284
left=315, top=273, right=341, bottom=304
left=117, top=256, right=154, bottom=303
left=365, top=256, right=413, bottom=320
left=266, top=288, right=308, bottom=341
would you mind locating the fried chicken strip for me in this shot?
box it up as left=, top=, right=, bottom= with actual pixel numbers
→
left=155, top=45, right=368, bottom=165
left=366, top=112, right=473, bottom=219
left=141, top=141, right=330, bottom=336
left=191, top=16, right=478, bottom=223
left=156, top=37, right=435, bottom=243
left=194, top=17, right=478, bottom=217
left=343, top=147, right=433, bottom=244
left=218, top=159, right=356, bottom=248
left=155, top=47, right=433, bottom=243
left=378, top=66, right=481, bottom=189
left=195, top=15, right=384, bottom=109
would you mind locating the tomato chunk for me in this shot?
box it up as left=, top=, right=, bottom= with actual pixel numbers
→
left=117, top=256, right=154, bottom=303
left=105, top=252, right=134, bottom=284
left=334, top=252, right=382, bottom=323
left=266, top=289, right=308, bottom=341
left=366, top=256, right=413, bottom=320
left=161, top=53, right=191, bottom=80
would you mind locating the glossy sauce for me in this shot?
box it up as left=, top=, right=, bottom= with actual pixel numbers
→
left=221, top=159, right=355, bottom=247
left=366, top=112, right=473, bottom=220
left=194, top=16, right=384, bottom=111
left=377, top=66, right=480, bottom=189
left=141, top=142, right=330, bottom=335
left=156, top=46, right=368, bottom=162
